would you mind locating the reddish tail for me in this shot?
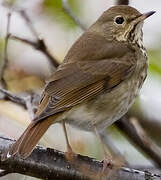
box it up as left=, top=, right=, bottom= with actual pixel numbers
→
left=5, top=115, right=58, bottom=159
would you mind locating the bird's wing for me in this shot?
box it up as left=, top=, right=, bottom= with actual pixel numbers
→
left=34, top=58, right=136, bottom=121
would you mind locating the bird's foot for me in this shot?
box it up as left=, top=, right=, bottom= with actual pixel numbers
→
left=65, top=145, right=77, bottom=161
left=102, top=155, right=113, bottom=173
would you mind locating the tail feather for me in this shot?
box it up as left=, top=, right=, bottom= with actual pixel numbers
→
left=8, top=115, right=58, bottom=159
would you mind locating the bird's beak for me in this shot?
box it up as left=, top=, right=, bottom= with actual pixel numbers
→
left=133, top=11, right=156, bottom=25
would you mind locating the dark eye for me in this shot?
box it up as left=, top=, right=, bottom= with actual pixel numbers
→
left=115, top=16, right=125, bottom=24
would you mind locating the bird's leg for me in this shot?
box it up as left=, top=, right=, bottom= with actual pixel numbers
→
left=94, top=127, right=113, bottom=172
left=62, top=120, right=76, bottom=159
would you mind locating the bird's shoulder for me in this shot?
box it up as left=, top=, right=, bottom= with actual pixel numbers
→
left=64, top=31, right=136, bottom=63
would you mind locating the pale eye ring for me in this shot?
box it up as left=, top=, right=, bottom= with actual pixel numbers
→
left=114, top=16, right=125, bottom=25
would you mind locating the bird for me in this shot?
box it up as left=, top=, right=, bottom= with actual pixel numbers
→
left=4, top=5, right=155, bottom=165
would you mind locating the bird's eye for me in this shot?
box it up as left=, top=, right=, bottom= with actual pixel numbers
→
left=115, top=16, right=125, bottom=25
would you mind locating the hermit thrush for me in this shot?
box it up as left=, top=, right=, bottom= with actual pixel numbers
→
left=5, top=5, right=155, bottom=161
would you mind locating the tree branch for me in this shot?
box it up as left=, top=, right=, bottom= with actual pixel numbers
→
left=0, top=12, right=11, bottom=88
left=116, top=116, right=161, bottom=168
left=10, top=35, right=59, bottom=68
left=0, top=136, right=161, bottom=180
left=19, top=10, right=40, bottom=40
left=13, top=10, right=59, bottom=68
left=0, top=88, right=39, bottom=119
left=0, top=88, right=26, bottom=107
left=116, top=0, right=129, bottom=5
left=62, top=0, right=87, bottom=30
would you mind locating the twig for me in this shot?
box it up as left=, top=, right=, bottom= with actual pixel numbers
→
left=0, top=136, right=161, bottom=180
left=24, top=92, right=40, bottom=118
left=0, top=12, right=11, bottom=88
left=139, top=116, right=161, bottom=141
left=17, top=10, right=59, bottom=68
left=61, top=0, right=130, bottom=32
left=0, top=88, right=37, bottom=119
left=0, top=88, right=26, bottom=107
left=117, top=0, right=129, bottom=5
left=116, top=116, right=161, bottom=168
left=62, top=0, right=87, bottom=30
left=23, top=95, right=35, bottom=119
left=19, top=10, right=40, bottom=40
left=10, top=35, right=59, bottom=68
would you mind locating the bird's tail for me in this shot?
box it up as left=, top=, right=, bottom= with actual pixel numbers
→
left=3, top=115, right=59, bottom=160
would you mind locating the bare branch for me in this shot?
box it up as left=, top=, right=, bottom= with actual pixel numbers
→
left=0, top=88, right=38, bottom=119
left=62, top=0, right=87, bottom=30
left=0, top=88, right=26, bottom=107
left=116, top=116, right=161, bottom=168
left=61, top=0, right=130, bottom=32
left=17, top=10, right=59, bottom=68
left=0, top=12, right=11, bottom=88
left=23, top=95, right=35, bottom=119
left=19, top=10, right=40, bottom=40
left=10, top=35, right=59, bottom=68
left=0, top=136, right=161, bottom=180
left=116, top=0, right=129, bottom=5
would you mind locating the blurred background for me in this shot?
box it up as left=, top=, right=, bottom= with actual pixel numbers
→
left=0, top=0, right=161, bottom=179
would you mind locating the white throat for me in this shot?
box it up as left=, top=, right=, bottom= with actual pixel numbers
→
left=132, top=22, right=144, bottom=47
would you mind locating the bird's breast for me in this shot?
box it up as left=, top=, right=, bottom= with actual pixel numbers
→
left=64, top=53, right=147, bottom=132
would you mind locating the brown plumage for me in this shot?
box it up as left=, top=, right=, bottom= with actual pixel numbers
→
left=8, top=115, right=58, bottom=158
left=5, top=5, right=155, bottom=159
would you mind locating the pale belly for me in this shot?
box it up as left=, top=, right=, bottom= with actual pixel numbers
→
left=64, top=67, right=146, bottom=131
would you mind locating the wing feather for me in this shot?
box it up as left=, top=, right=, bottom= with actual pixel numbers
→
left=34, top=59, right=136, bottom=121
